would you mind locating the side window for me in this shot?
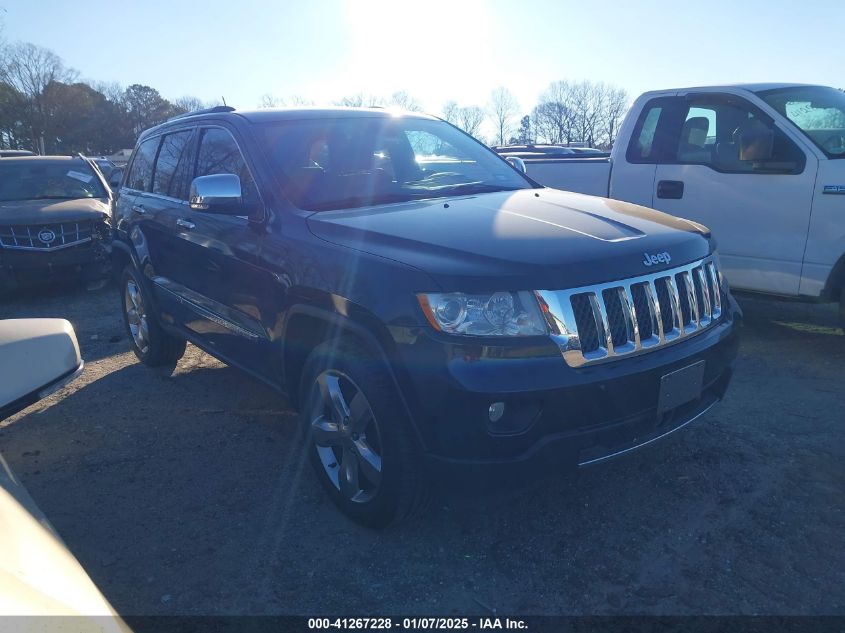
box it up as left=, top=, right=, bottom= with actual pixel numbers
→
left=126, top=137, right=159, bottom=191
left=677, top=107, right=717, bottom=162
left=194, top=128, right=259, bottom=206
left=152, top=130, right=193, bottom=199
left=627, top=101, right=664, bottom=163
left=672, top=98, right=805, bottom=174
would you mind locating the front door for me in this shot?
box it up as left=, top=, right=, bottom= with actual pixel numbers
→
left=154, top=125, right=275, bottom=377
left=636, top=93, right=818, bottom=295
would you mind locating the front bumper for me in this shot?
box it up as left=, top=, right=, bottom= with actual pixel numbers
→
left=394, top=293, right=741, bottom=476
left=0, top=239, right=111, bottom=289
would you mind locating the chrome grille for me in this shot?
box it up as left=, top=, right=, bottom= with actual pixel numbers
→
left=0, top=221, right=94, bottom=251
left=536, top=256, right=723, bottom=367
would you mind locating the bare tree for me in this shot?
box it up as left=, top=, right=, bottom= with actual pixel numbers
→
left=532, top=80, right=576, bottom=144
left=388, top=90, right=423, bottom=112
left=488, top=87, right=519, bottom=146
left=457, top=106, right=485, bottom=139
left=600, top=85, right=628, bottom=149
left=259, top=93, right=283, bottom=108
left=288, top=94, right=314, bottom=106
left=90, top=80, right=125, bottom=105
left=441, top=100, right=459, bottom=124
left=174, top=95, right=205, bottom=113
left=1, top=42, right=77, bottom=153
left=335, top=93, right=384, bottom=107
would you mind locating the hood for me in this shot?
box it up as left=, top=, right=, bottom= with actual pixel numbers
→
left=307, top=188, right=712, bottom=291
left=0, top=198, right=110, bottom=225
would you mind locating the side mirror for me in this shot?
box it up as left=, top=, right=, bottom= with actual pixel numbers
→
left=0, top=319, right=83, bottom=420
left=506, top=156, right=527, bottom=174
left=108, top=168, right=123, bottom=190
left=190, top=174, right=243, bottom=214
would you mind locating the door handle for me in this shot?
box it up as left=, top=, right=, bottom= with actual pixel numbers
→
left=131, top=205, right=146, bottom=215
left=656, top=180, right=684, bottom=199
left=176, top=218, right=196, bottom=230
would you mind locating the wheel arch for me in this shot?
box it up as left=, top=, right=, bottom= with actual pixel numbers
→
left=280, top=300, right=429, bottom=451
left=822, top=251, right=845, bottom=303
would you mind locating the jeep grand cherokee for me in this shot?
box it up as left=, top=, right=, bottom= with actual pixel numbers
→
left=111, top=106, right=741, bottom=527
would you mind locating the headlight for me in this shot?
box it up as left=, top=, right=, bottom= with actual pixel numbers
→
left=417, top=291, right=547, bottom=336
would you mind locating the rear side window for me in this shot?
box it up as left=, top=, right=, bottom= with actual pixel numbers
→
left=127, top=136, right=159, bottom=191
left=194, top=128, right=259, bottom=206
left=152, top=130, right=193, bottom=199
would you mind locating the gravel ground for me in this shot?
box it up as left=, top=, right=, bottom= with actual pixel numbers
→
left=1, top=283, right=843, bottom=616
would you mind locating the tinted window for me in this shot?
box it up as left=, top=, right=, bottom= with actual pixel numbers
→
left=194, top=128, right=259, bottom=205
left=127, top=137, right=159, bottom=191
left=627, top=102, right=663, bottom=162
left=152, top=130, right=193, bottom=199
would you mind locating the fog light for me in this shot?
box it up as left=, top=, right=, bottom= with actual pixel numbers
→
left=488, top=401, right=505, bottom=423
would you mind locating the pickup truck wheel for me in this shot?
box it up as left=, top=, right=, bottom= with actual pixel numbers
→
left=300, top=339, right=429, bottom=528
left=120, top=266, right=186, bottom=367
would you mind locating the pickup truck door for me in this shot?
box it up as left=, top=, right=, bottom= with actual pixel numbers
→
left=645, top=93, right=818, bottom=295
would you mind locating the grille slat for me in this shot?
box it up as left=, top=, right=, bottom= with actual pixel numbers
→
left=0, top=221, right=94, bottom=251
left=537, top=256, right=724, bottom=367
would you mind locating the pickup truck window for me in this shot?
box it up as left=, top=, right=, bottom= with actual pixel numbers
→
left=628, top=95, right=805, bottom=174
left=260, top=117, right=534, bottom=212
left=757, top=85, right=845, bottom=159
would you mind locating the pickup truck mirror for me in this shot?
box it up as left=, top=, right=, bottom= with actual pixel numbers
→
left=0, top=319, right=83, bottom=420
left=189, top=174, right=243, bottom=214
left=506, top=156, right=527, bottom=174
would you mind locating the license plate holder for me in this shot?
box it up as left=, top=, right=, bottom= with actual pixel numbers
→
left=658, top=360, right=705, bottom=414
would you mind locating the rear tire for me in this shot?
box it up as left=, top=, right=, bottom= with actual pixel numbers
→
left=299, top=338, right=429, bottom=528
left=120, top=266, right=186, bottom=367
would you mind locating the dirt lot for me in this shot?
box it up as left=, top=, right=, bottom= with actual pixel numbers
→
left=1, top=283, right=843, bottom=616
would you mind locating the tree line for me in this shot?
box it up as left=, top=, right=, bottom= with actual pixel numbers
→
left=0, top=38, right=629, bottom=155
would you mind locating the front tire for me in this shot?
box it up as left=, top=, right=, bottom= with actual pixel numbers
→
left=839, top=290, right=845, bottom=331
left=120, top=266, right=186, bottom=366
left=299, top=338, right=429, bottom=528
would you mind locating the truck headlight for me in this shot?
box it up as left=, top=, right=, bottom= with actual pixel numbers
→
left=417, top=291, right=547, bottom=336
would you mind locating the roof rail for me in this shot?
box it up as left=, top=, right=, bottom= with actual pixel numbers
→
left=167, top=105, right=235, bottom=122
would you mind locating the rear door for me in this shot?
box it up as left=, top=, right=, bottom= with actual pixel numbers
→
left=648, top=93, right=817, bottom=295
left=128, top=128, right=197, bottom=322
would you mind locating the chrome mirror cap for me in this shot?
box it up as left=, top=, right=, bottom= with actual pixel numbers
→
left=506, top=156, right=527, bottom=174
left=189, top=174, right=242, bottom=211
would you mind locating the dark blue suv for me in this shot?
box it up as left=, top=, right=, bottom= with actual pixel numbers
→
left=112, top=106, right=741, bottom=527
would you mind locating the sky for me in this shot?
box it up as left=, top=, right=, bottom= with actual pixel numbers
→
left=1, top=0, right=843, bottom=118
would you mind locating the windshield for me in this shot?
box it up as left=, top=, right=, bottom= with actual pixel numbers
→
left=0, top=161, right=107, bottom=202
left=259, top=116, right=535, bottom=211
left=757, top=86, right=845, bottom=158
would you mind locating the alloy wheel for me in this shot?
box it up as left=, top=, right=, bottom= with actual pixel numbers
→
left=309, top=370, right=383, bottom=503
left=124, top=279, right=150, bottom=355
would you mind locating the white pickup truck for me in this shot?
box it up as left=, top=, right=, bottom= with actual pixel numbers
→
left=521, top=83, right=845, bottom=321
